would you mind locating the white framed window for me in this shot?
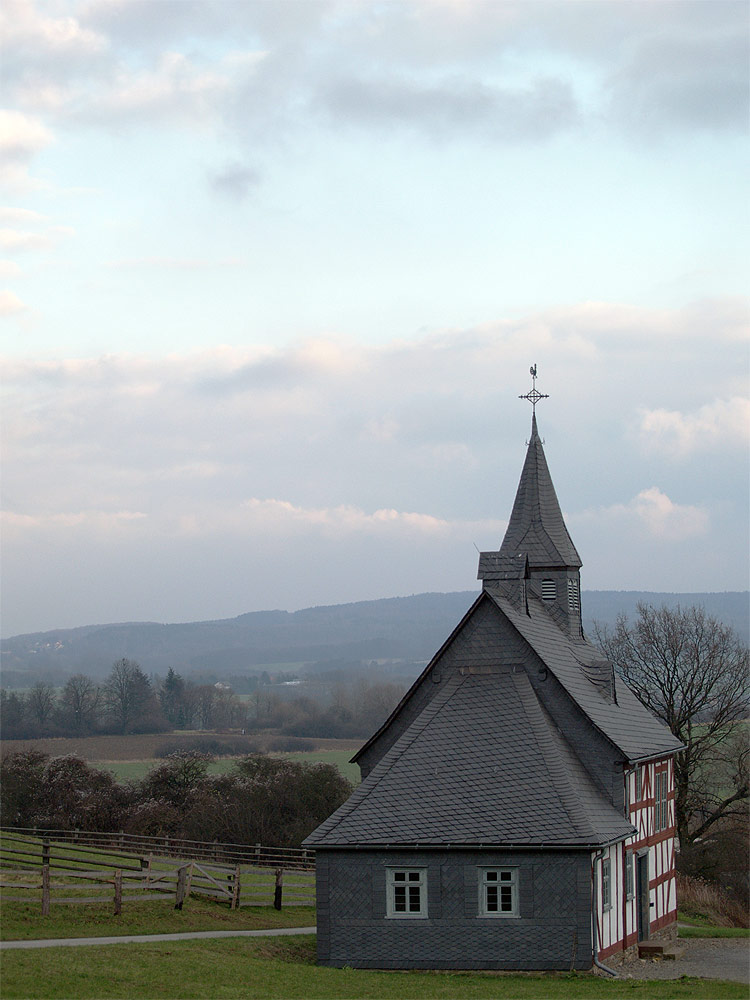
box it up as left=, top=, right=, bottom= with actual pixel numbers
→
left=386, top=868, right=427, bottom=918
left=635, top=765, right=643, bottom=802
left=479, top=868, right=519, bottom=918
left=567, top=578, right=580, bottom=612
left=602, top=858, right=611, bottom=911
left=625, top=852, right=635, bottom=900
left=541, top=579, right=556, bottom=602
left=654, top=769, right=669, bottom=832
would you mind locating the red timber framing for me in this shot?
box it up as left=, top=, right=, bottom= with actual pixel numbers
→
left=594, top=756, right=678, bottom=960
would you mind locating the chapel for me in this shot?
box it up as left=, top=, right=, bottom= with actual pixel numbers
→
left=304, top=371, right=682, bottom=970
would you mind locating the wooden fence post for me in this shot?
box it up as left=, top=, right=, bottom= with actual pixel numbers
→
left=41, top=865, right=50, bottom=916
left=255, top=843, right=261, bottom=865
left=113, top=870, right=122, bottom=916
left=42, top=839, right=50, bottom=867
left=231, top=865, right=241, bottom=910
left=175, top=864, right=188, bottom=910
left=274, top=868, right=283, bottom=910
left=145, top=855, right=153, bottom=890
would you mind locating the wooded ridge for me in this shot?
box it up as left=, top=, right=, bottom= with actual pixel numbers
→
left=2, top=590, right=747, bottom=682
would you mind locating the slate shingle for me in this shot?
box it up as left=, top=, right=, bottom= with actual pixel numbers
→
left=304, top=667, right=634, bottom=848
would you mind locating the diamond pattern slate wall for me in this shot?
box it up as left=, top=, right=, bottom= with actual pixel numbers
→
left=317, top=849, right=593, bottom=970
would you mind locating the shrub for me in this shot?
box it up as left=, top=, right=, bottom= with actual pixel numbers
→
left=154, top=736, right=262, bottom=757
left=677, top=873, right=749, bottom=927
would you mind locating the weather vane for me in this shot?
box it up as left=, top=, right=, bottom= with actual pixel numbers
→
left=518, top=364, right=549, bottom=411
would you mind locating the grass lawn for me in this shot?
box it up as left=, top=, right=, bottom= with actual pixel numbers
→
left=1, top=937, right=746, bottom=1000
left=677, top=911, right=749, bottom=938
left=0, top=899, right=314, bottom=941
left=95, top=749, right=361, bottom=785
left=679, top=925, right=749, bottom=939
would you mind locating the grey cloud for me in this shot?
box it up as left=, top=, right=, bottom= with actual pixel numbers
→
left=318, top=73, right=578, bottom=142
left=210, top=161, right=261, bottom=200
left=606, top=29, right=749, bottom=134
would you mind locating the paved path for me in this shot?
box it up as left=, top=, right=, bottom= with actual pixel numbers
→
left=617, top=939, right=749, bottom=984
left=0, top=926, right=316, bottom=949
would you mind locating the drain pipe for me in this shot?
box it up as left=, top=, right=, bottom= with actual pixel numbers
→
left=592, top=849, right=618, bottom=978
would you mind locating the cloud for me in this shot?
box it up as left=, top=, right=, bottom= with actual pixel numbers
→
left=4, top=0, right=743, bottom=166
left=0, top=260, right=22, bottom=277
left=2, top=509, right=147, bottom=532
left=606, top=22, right=749, bottom=134
left=210, top=162, right=261, bottom=199
left=638, top=397, right=750, bottom=457
left=0, top=290, right=28, bottom=317
left=0, top=225, right=73, bottom=252
left=318, top=72, right=579, bottom=142
left=2, top=297, right=746, bottom=633
left=582, top=487, right=709, bottom=542
left=0, top=109, right=53, bottom=190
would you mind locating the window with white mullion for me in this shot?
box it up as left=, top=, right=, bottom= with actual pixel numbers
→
left=479, top=868, right=518, bottom=918
left=386, top=868, right=427, bottom=918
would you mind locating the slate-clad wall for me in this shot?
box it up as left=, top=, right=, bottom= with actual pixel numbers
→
left=316, top=849, right=593, bottom=970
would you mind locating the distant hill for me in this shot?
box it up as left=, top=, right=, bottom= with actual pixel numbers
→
left=1, top=590, right=747, bottom=687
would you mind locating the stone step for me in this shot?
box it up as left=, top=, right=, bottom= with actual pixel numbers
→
left=660, top=947, right=684, bottom=961
left=638, top=941, right=684, bottom=960
left=638, top=941, right=665, bottom=957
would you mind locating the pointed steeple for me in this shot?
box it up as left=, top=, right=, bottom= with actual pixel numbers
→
left=479, top=371, right=584, bottom=637
left=498, top=413, right=581, bottom=569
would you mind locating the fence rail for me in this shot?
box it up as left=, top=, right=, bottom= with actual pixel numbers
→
left=0, top=826, right=315, bottom=870
left=0, top=829, right=315, bottom=916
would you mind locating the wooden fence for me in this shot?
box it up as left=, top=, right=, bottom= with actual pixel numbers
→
left=0, top=826, right=314, bottom=870
left=0, top=831, right=315, bottom=916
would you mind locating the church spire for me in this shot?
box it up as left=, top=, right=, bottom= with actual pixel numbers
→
left=478, top=367, right=583, bottom=635
left=497, top=410, right=581, bottom=570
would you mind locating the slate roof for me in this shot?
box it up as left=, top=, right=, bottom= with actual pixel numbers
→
left=304, top=667, right=635, bottom=848
left=484, top=413, right=581, bottom=571
left=485, top=588, right=683, bottom=761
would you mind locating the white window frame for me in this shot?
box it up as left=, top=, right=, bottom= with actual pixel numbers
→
left=386, top=868, right=427, bottom=919
left=602, top=858, right=612, bottom=911
left=654, top=769, right=668, bottom=833
left=478, top=867, right=519, bottom=918
left=625, top=851, right=635, bottom=901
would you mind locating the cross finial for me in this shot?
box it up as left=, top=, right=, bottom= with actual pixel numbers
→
left=518, top=364, right=549, bottom=411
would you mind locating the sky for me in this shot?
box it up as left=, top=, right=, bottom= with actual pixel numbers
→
left=1, top=0, right=748, bottom=638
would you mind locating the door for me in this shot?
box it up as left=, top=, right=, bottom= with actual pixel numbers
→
left=636, top=853, right=650, bottom=941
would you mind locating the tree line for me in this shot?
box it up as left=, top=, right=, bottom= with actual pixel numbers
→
left=0, top=750, right=352, bottom=848
left=0, top=659, right=406, bottom=741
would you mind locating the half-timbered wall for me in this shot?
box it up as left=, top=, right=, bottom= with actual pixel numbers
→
left=595, top=756, right=677, bottom=959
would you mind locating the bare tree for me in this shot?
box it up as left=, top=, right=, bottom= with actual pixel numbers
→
left=596, top=603, right=749, bottom=847
left=27, top=681, right=56, bottom=727
left=104, top=659, right=156, bottom=734
left=59, top=674, right=101, bottom=735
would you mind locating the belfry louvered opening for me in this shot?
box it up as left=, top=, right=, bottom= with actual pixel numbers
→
left=567, top=578, right=580, bottom=612
left=541, top=579, right=556, bottom=602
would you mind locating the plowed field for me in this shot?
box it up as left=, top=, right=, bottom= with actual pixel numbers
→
left=0, top=733, right=362, bottom=761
